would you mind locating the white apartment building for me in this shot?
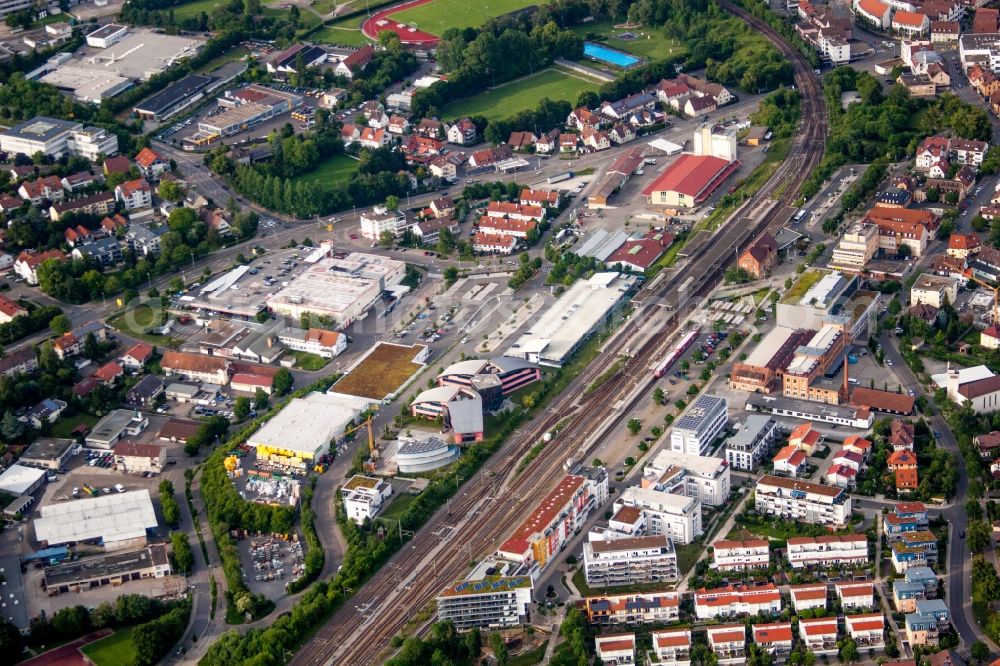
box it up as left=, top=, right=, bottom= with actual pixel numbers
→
left=340, top=475, right=392, bottom=524
left=0, top=116, right=83, bottom=158
left=615, top=486, right=702, bottom=544
left=786, top=534, right=868, bottom=568
left=436, top=576, right=532, bottom=630
left=789, top=583, right=828, bottom=612
left=960, top=32, right=1000, bottom=74
left=670, top=394, right=728, bottom=456
left=359, top=207, right=409, bottom=240
left=642, top=449, right=730, bottom=507
left=798, top=617, right=840, bottom=656
left=708, top=625, right=747, bottom=665
left=584, top=534, right=679, bottom=587
left=910, top=273, right=959, bottom=309
left=725, top=414, right=780, bottom=471
left=67, top=127, right=120, bottom=160
left=711, top=539, right=770, bottom=571
left=115, top=179, right=153, bottom=211
left=596, top=634, right=636, bottom=666
left=831, top=222, right=879, bottom=269
left=694, top=584, right=782, bottom=620
left=835, top=581, right=875, bottom=610
left=754, top=475, right=852, bottom=527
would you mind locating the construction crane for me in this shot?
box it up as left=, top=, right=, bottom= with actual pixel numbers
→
left=342, top=417, right=378, bottom=472
left=965, top=273, right=1000, bottom=324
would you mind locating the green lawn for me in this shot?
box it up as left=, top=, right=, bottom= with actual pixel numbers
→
left=196, top=47, right=248, bottom=75
left=289, top=350, right=330, bottom=371
left=508, top=644, right=547, bottom=666
left=51, top=413, right=100, bottom=439
left=378, top=492, right=417, bottom=521
left=311, top=0, right=338, bottom=13
left=173, top=0, right=319, bottom=29
left=313, top=16, right=372, bottom=47
left=81, top=627, right=137, bottom=666
left=440, top=67, right=600, bottom=122
left=290, top=153, right=359, bottom=190
left=570, top=18, right=686, bottom=61
left=391, top=0, right=537, bottom=35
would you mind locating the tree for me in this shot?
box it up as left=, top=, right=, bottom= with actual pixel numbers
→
left=385, top=195, right=399, bottom=210
left=158, top=180, right=183, bottom=202
left=0, top=411, right=23, bottom=441
left=488, top=632, right=507, bottom=666
left=83, top=332, right=101, bottom=360
left=233, top=397, right=251, bottom=421
left=838, top=637, right=859, bottom=663
left=170, top=532, right=194, bottom=575
left=972, top=640, right=990, bottom=663
left=273, top=368, right=293, bottom=396
left=626, top=418, right=641, bottom=435
left=379, top=230, right=394, bottom=247
left=896, top=244, right=912, bottom=259
left=653, top=388, right=666, bottom=404
left=746, top=644, right=774, bottom=666
left=49, top=313, right=71, bottom=335
left=968, top=520, right=992, bottom=552
left=0, top=618, right=23, bottom=665
left=254, top=387, right=269, bottom=410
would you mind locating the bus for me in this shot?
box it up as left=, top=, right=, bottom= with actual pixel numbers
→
left=792, top=209, right=808, bottom=224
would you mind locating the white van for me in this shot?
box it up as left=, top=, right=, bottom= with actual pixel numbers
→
left=114, top=484, right=125, bottom=493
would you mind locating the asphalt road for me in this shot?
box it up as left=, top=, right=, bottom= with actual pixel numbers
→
left=878, top=334, right=993, bottom=656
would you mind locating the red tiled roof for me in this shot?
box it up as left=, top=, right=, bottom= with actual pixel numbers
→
left=162, top=350, right=228, bottom=374
left=893, top=10, right=928, bottom=27
left=754, top=623, right=793, bottom=643
left=850, top=387, right=915, bottom=414
left=135, top=147, right=164, bottom=168
left=479, top=216, right=537, bottom=235
left=654, top=632, right=690, bottom=648
left=857, top=0, right=889, bottom=18
left=93, top=361, right=123, bottom=381
left=0, top=294, right=25, bottom=318
left=486, top=201, right=543, bottom=219
left=642, top=154, right=736, bottom=200
left=888, top=449, right=918, bottom=467
left=896, top=467, right=920, bottom=489
left=16, top=249, right=65, bottom=268
left=117, top=178, right=151, bottom=197
left=123, top=342, right=153, bottom=362
left=895, top=501, right=926, bottom=514
left=231, top=373, right=273, bottom=388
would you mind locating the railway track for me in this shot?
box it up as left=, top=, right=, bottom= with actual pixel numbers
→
left=290, top=7, right=827, bottom=665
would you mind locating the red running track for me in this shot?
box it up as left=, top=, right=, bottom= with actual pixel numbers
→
left=361, top=0, right=440, bottom=46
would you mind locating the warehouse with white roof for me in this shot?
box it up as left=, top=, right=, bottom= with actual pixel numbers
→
left=34, top=489, right=158, bottom=551
left=506, top=272, right=637, bottom=367
left=0, top=464, right=47, bottom=496
left=247, top=391, right=372, bottom=467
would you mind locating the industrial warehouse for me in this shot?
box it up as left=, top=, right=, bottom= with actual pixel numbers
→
left=33, top=489, right=159, bottom=551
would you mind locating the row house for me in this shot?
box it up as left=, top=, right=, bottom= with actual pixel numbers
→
left=711, top=538, right=770, bottom=571
left=599, top=91, right=657, bottom=122
left=520, top=188, right=560, bottom=208
left=468, top=145, right=513, bottom=169
left=835, top=581, right=875, bottom=610
left=50, top=191, right=116, bottom=222
left=752, top=623, right=793, bottom=661
left=798, top=617, right=839, bottom=656
left=786, top=534, right=869, bottom=568
left=581, top=127, right=611, bottom=151
left=845, top=613, right=886, bottom=651
left=893, top=579, right=928, bottom=612
left=651, top=629, right=691, bottom=665
left=891, top=540, right=933, bottom=573
left=580, top=591, right=680, bottom=626
left=707, top=624, right=746, bottom=665
left=486, top=200, right=544, bottom=222
left=478, top=216, right=537, bottom=239
left=472, top=231, right=516, bottom=255
left=905, top=565, right=939, bottom=596
left=693, top=584, right=781, bottom=620
left=595, top=633, right=636, bottom=666
left=789, top=583, right=828, bottom=612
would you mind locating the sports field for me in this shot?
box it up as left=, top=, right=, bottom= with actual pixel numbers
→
left=290, top=154, right=359, bottom=190
left=81, top=628, right=137, bottom=666
left=172, top=0, right=320, bottom=28
left=390, top=0, right=537, bottom=35
left=440, top=67, right=600, bottom=122
left=314, top=14, right=371, bottom=46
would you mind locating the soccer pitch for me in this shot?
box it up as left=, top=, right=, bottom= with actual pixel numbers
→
left=389, top=0, right=537, bottom=35
left=440, top=68, right=600, bottom=122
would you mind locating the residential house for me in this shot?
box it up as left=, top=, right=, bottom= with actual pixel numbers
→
left=126, top=224, right=167, bottom=256
left=358, top=127, right=388, bottom=150
left=415, top=118, right=444, bottom=139
left=115, top=178, right=152, bottom=211
left=684, top=95, right=717, bottom=118
left=567, top=106, right=606, bottom=131
left=71, top=236, right=121, bottom=266
left=277, top=327, right=347, bottom=358
left=835, top=581, right=875, bottom=610
left=581, top=127, right=611, bottom=151
left=888, top=449, right=919, bottom=493
left=102, top=156, right=131, bottom=177
left=120, top=342, right=154, bottom=370
left=772, top=444, right=807, bottom=476
left=161, top=351, right=230, bottom=385
left=737, top=232, right=778, bottom=279
left=387, top=115, right=410, bottom=135
left=0, top=294, right=26, bottom=324
left=60, top=170, right=103, bottom=192
left=609, top=124, right=636, bottom=145
left=447, top=118, right=477, bottom=146
left=18, top=175, right=64, bottom=205
left=788, top=584, right=828, bottom=612
left=334, top=45, right=373, bottom=79
left=126, top=374, right=164, bottom=407
left=752, top=623, right=793, bottom=661
left=535, top=129, right=560, bottom=154
left=135, top=147, right=168, bottom=181
left=707, top=625, right=747, bottom=664
left=507, top=131, right=536, bottom=151
left=473, top=232, right=517, bottom=255
left=14, top=249, right=65, bottom=284
left=797, top=617, right=839, bottom=656
left=93, top=360, right=124, bottom=385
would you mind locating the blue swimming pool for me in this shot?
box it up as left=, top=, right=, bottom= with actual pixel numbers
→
left=584, top=41, right=641, bottom=68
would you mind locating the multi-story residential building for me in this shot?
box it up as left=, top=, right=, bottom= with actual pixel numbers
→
left=754, top=475, right=852, bottom=526
left=595, top=633, right=636, bottom=666
left=911, top=273, right=959, bottom=308
left=863, top=207, right=931, bottom=257
left=18, top=176, right=64, bottom=205
left=584, top=534, right=679, bottom=587
left=752, top=623, right=793, bottom=661
left=435, top=576, right=532, bottom=630
left=845, top=613, right=885, bottom=651
left=789, top=583, right=828, bottom=612
left=707, top=625, right=747, bottom=665
left=161, top=351, right=230, bottom=385
left=905, top=566, right=939, bottom=596
left=496, top=471, right=608, bottom=573
left=641, top=449, right=730, bottom=507
left=892, top=541, right=931, bottom=573
left=785, top=534, right=868, bottom=568
left=67, top=127, right=119, bottom=160
left=652, top=629, right=691, bottom=665
left=905, top=599, right=950, bottom=646
left=115, top=178, right=152, bottom=211
left=831, top=222, right=879, bottom=269
left=772, top=444, right=807, bottom=476
left=670, top=394, right=728, bottom=455
left=835, top=581, right=875, bottom=610
left=580, top=591, right=680, bottom=626
left=615, top=486, right=702, bottom=544
left=359, top=207, right=409, bottom=240
left=798, top=617, right=839, bottom=656
left=893, top=580, right=927, bottom=612
left=711, top=539, right=770, bottom=571
left=341, top=475, right=392, bottom=523
left=915, top=134, right=989, bottom=168
left=694, top=584, right=782, bottom=620
left=725, top=414, right=780, bottom=470
left=883, top=501, right=928, bottom=539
